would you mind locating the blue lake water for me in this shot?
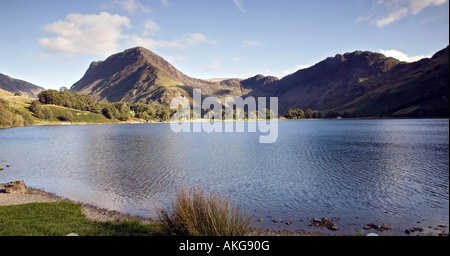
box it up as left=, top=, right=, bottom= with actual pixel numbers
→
left=0, top=119, right=448, bottom=235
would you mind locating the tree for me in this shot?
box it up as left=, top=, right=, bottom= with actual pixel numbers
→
left=159, top=109, right=171, bottom=122
left=296, top=109, right=305, bottom=119
left=0, top=101, right=13, bottom=128
left=312, top=111, right=319, bottom=119
left=38, top=90, right=61, bottom=105
left=30, top=101, right=45, bottom=118
left=114, top=102, right=131, bottom=121
left=30, top=100, right=42, bottom=113
left=285, top=109, right=295, bottom=119
left=342, top=111, right=354, bottom=118
left=60, top=111, right=74, bottom=122
left=305, top=109, right=314, bottom=119
left=326, top=111, right=338, bottom=118
left=42, top=108, right=54, bottom=120
left=285, top=109, right=305, bottom=119
left=102, top=105, right=119, bottom=119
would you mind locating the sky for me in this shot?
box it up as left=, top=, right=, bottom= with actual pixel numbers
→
left=0, top=0, right=449, bottom=90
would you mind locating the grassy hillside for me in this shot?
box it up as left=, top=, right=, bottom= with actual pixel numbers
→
left=0, top=89, right=117, bottom=129
left=0, top=89, right=35, bottom=128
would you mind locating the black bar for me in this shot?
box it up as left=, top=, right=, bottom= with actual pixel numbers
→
left=0, top=236, right=448, bottom=255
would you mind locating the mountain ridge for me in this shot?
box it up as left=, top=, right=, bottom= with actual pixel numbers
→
left=249, top=46, right=448, bottom=117
left=71, top=47, right=224, bottom=104
left=0, top=73, right=45, bottom=98
left=65, top=45, right=448, bottom=117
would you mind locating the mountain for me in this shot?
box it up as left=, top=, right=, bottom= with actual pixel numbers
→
left=0, top=73, right=45, bottom=98
left=209, top=75, right=279, bottom=93
left=241, top=75, right=279, bottom=90
left=250, top=46, right=449, bottom=117
left=71, top=46, right=449, bottom=117
left=71, top=47, right=232, bottom=104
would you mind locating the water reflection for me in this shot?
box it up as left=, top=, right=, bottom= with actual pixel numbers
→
left=0, top=120, right=448, bottom=235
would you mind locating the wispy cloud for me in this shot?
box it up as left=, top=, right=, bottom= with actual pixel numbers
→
left=242, top=40, right=263, bottom=47
left=380, top=49, right=430, bottom=62
left=166, top=55, right=187, bottom=63
left=374, top=7, right=409, bottom=27
left=358, top=0, right=449, bottom=27
left=182, top=33, right=218, bottom=46
left=113, top=0, right=151, bottom=15
left=126, top=33, right=217, bottom=50
left=142, top=19, right=161, bottom=36
left=205, top=60, right=224, bottom=71
left=160, top=0, right=170, bottom=7
left=409, top=0, right=448, bottom=14
left=233, top=0, right=245, bottom=13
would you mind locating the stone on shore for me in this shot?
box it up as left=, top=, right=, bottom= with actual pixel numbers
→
left=0, top=180, right=27, bottom=194
left=363, top=223, right=391, bottom=231
left=310, top=217, right=339, bottom=231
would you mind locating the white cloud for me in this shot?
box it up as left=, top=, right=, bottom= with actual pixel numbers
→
left=409, top=0, right=448, bottom=14
left=364, top=0, right=449, bottom=27
left=126, top=36, right=185, bottom=49
left=142, top=20, right=161, bottom=36
left=374, top=7, right=409, bottom=27
left=126, top=33, right=217, bottom=51
left=242, top=40, right=263, bottom=47
left=210, top=60, right=223, bottom=69
left=114, top=0, right=151, bottom=15
left=160, top=0, right=170, bottom=7
left=40, top=12, right=218, bottom=58
left=205, top=60, right=224, bottom=71
left=380, top=49, right=430, bottom=62
left=181, top=33, right=218, bottom=46
left=233, top=0, right=245, bottom=13
left=166, top=56, right=187, bottom=63
left=39, top=12, right=131, bottom=58
left=275, top=65, right=312, bottom=78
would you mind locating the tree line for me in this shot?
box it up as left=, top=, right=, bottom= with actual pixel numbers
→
left=285, top=108, right=321, bottom=119
left=285, top=108, right=359, bottom=119
left=36, top=89, right=279, bottom=122
left=36, top=89, right=172, bottom=122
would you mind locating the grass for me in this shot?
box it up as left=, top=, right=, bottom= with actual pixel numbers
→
left=0, top=189, right=250, bottom=236
left=41, top=105, right=116, bottom=124
left=0, top=202, right=159, bottom=236
left=160, top=188, right=251, bottom=236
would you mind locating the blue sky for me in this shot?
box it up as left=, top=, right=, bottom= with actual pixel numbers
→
left=0, top=0, right=449, bottom=89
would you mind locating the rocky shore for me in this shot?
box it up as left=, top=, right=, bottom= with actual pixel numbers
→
left=0, top=182, right=325, bottom=236
left=0, top=182, right=154, bottom=223
left=1, top=181, right=448, bottom=236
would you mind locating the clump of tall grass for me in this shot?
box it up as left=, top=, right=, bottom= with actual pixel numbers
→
left=160, top=188, right=251, bottom=236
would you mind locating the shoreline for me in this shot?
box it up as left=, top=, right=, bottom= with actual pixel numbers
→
left=0, top=187, right=155, bottom=224
left=2, top=116, right=449, bottom=130
left=3, top=187, right=448, bottom=237
left=0, top=187, right=327, bottom=236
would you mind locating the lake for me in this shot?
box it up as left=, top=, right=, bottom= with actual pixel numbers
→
left=1, top=119, right=448, bottom=235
